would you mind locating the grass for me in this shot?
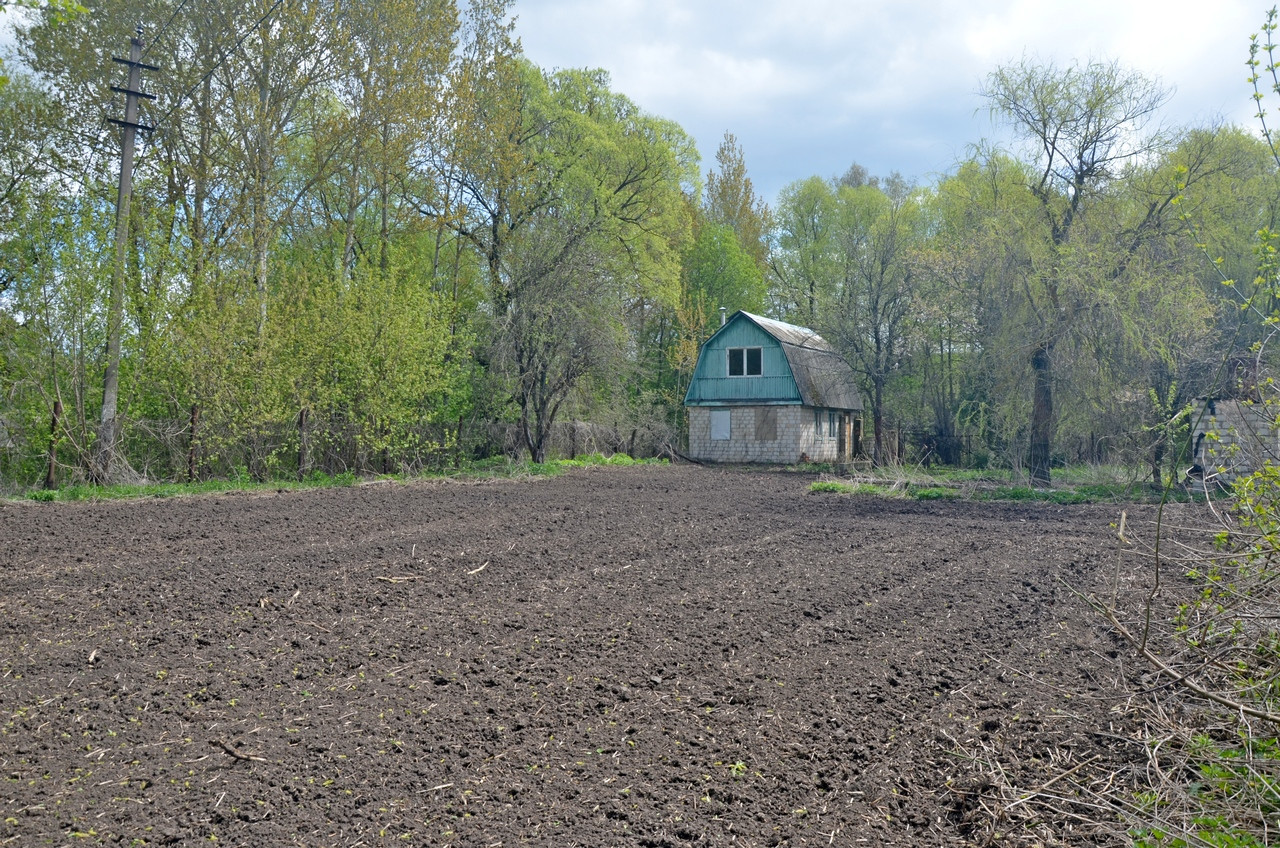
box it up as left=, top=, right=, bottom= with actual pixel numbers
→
left=16, top=453, right=667, bottom=503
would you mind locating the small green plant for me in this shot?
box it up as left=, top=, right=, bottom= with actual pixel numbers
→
left=909, top=486, right=959, bottom=500
left=988, top=485, right=1037, bottom=501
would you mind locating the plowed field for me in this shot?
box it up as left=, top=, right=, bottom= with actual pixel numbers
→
left=0, top=465, right=1175, bottom=846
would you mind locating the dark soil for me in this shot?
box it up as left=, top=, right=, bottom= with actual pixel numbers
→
left=0, top=465, right=1186, bottom=846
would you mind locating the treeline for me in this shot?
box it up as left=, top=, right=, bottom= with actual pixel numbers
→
left=0, top=1, right=1274, bottom=488
left=772, top=63, right=1278, bottom=484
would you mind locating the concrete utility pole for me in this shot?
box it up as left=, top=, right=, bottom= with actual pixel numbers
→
left=93, top=28, right=156, bottom=485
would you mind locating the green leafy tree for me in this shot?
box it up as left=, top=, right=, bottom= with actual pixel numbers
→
left=770, top=176, right=836, bottom=326
left=488, top=67, right=693, bottom=462
left=770, top=172, right=924, bottom=463
left=682, top=221, right=765, bottom=329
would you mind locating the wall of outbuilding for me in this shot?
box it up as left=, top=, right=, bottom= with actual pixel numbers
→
left=1192, top=398, right=1278, bottom=483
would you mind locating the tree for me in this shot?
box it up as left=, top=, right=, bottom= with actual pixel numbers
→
left=0, top=72, right=58, bottom=238
left=982, top=58, right=1171, bottom=484
left=823, top=177, right=924, bottom=464
left=705, top=131, right=770, bottom=272
left=770, top=176, right=836, bottom=326
left=0, top=0, right=81, bottom=89
left=320, top=0, right=458, bottom=280
left=498, top=218, right=626, bottom=463
left=481, top=67, right=692, bottom=462
left=0, top=0, right=705, bottom=484
left=770, top=171, right=923, bottom=464
left=682, top=221, right=765, bottom=328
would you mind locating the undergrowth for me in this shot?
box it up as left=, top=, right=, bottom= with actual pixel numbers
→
left=807, top=475, right=1206, bottom=504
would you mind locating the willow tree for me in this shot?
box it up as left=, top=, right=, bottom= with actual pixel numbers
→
left=982, top=58, right=1170, bottom=484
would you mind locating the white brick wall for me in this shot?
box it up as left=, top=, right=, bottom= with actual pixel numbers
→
left=688, top=406, right=840, bottom=463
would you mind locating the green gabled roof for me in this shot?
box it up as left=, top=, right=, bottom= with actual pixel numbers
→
left=684, top=312, right=863, bottom=412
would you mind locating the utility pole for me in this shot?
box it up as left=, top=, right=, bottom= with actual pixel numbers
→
left=92, top=28, right=156, bottom=485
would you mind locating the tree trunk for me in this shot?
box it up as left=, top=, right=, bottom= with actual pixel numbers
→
left=340, top=142, right=362, bottom=280
left=191, top=77, right=211, bottom=299
left=298, top=407, right=310, bottom=480
left=253, top=167, right=271, bottom=334
left=1028, top=342, right=1054, bottom=486
left=871, top=378, right=886, bottom=466
left=525, top=419, right=546, bottom=464
left=380, top=121, right=391, bottom=276
left=252, top=48, right=274, bottom=336
left=45, top=399, right=62, bottom=490
left=521, top=400, right=545, bottom=464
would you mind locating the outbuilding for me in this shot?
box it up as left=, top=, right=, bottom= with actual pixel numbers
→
left=1188, top=396, right=1276, bottom=485
left=684, top=311, right=864, bottom=463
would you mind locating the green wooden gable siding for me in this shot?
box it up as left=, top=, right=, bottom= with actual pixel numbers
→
left=684, top=318, right=802, bottom=406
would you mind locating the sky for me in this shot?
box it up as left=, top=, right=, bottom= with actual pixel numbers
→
left=513, top=0, right=1268, bottom=204
left=0, top=1, right=1266, bottom=205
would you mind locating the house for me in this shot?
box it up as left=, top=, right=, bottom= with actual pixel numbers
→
left=684, top=311, right=864, bottom=464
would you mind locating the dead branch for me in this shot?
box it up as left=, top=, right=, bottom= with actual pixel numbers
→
left=209, top=739, right=266, bottom=762
left=1101, top=605, right=1280, bottom=725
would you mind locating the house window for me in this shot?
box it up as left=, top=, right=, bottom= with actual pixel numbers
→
left=828, top=411, right=837, bottom=438
left=710, top=409, right=731, bottom=441
left=814, top=409, right=824, bottom=439
left=727, top=347, right=762, bottom=377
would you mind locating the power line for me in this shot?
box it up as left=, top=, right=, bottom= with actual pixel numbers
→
left=141, top=0, right=194, bottom=60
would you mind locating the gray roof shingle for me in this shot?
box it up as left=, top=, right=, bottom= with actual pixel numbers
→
left=739, top=312, right=864, bottom=411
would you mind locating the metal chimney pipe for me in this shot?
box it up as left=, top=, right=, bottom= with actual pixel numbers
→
left=720, top=306, right=727, bottom=326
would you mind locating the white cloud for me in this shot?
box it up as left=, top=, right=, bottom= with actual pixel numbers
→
left=614, top=2, right=1254, bottom=198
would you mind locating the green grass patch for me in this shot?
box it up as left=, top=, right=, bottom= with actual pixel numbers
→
left=809, top=481, right=900, bottom=497
left=555, top=452, right=656, bottom=469
left=985, top=485, right=1039, bottom=501
left=18, top=453, right=665, bottom=503
left=793, top=461, right=838, bottom=474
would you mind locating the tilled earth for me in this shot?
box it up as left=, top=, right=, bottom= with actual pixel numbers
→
left=0, top=465, right=1186, bottom=846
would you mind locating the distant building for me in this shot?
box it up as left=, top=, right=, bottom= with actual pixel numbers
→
left=684, top=311, right=864, bottom=464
